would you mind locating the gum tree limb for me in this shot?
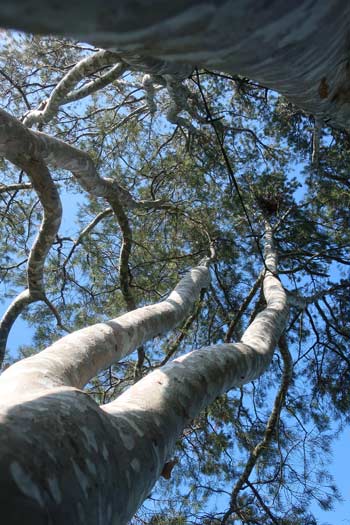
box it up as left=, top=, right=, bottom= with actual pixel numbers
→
left=0, top=259, right=211, bottom=395
left=99, top=222, right=288, bottom=523
left=33, top=132, right=173, bottom=210
left=0, top=158, right=62, bottom=364
left=106, top=193, right=147, bottom=376
left=0, top=226, right=287, bottom=524
left=221, top=335, right=293, bottom=524
left=63, top=63, right=127, bottom=104
left=1, top=2, right=350, bottom=130
left=0, top=108, right=170, bottom=211
left=23, top=50, right=122, bottom=127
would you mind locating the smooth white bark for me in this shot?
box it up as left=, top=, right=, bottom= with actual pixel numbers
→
left=1, top=1, right=350, bottom=130
left=0, top=223, right=288, bottom=525
left=0, top=261, right=210, bottom=400
left=103, top=261, right=288, bottom=523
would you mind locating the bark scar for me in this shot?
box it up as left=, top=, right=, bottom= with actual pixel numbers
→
left=318, top=77, right=329, bottom=99
left=161, top=458, right=178, bottom=479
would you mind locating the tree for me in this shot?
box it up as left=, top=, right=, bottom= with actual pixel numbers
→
left=0, top=10, right=349, bottom=525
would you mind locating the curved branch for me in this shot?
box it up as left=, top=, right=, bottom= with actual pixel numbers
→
left=0, top=220, right=287, bottom=525
left=107, top=196, right=148, bottom=378
left=0, top=158, right=62, bottom=363
left=23, top=50, right=121, bottom=126
left=64, top=62, right=126, bottom=104
left=0, top=290, right=33, bottom=360
left=0, top=108, right=170, bottom=211
left=0, top=260, right=211, bottom=394
left=109, top=196, right=135, bottom=312
left=98, top=225, right=288, bottom=524
left=222, top=335, right=293, bottom=524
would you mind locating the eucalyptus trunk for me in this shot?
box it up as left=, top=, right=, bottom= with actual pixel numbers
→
left=1, top=1, right=350, bottom=130
left=0, top=225, right=288, bottom=524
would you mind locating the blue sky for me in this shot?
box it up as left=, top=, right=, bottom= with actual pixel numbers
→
left=311, top=429, right=350, bottom=525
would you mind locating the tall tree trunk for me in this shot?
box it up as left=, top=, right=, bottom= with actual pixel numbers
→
left=1, top=1, right=350, bottom=130
left=0, top=225, right=288, bottom=524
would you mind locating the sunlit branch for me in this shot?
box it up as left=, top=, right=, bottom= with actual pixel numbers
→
left=221, top=335, right=293, bottom=525
left=99, top=227, right=288, bottom=523
left=1, top=108, right=172, bottom=212
left=0, top=182, right=32, bottom=193
left=23, top=50, right=121, bottom=127
left=1, top=259, right=211, bottom=393
left=64, top=63, right=126, bottom=104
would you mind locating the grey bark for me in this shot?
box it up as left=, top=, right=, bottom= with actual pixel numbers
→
left=23, top=50, right=122, bottom=127
left=0, top=224, right=288, bottom=524
left=0, top=108, right=169, bottom=211
left=0, top=107, right=174, bottom=362
left=0, top=148, right=62, bottom=363
left=1, top=1, right=350, bottom=131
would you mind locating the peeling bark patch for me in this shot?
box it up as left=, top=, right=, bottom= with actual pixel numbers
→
left=10, top=461, right=44, bottom=506
left=318, top=76, right=329, bottom=99
left=131, top=458, right=140, bottom=472
left=102, top=442, right=109, bottom=460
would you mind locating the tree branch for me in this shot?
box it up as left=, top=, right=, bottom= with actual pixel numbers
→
left=23, top=50, right=121, bottom=126
left=0, top=157, right=62, bottom=364
left=221, top=335, right=293, bottom=524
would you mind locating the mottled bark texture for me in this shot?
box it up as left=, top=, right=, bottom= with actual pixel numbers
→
left=1, top=1, right=350, bottom=131
left=23, top=51, right=125, bottom=127
left=0, top=107, right=174, bottom=363
left=0, top=120, right=62, bottom=363
left=0, top=224, right=288, bottom=524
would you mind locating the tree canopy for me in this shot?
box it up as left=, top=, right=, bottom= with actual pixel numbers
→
left=0, top=28, right=349, bottom=525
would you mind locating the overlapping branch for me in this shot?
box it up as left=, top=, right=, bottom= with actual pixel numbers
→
left=0, top=107, right=175, bottom=361
left=0, top=212, right=288, bottom=525
left=23, top=50, right=123, bottom=127
left=0, top=259, right=211, bottom=395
